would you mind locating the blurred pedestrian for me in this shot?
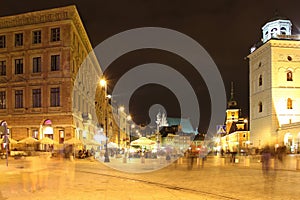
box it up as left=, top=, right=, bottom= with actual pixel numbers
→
left=261, top=145, right=272, bottom=176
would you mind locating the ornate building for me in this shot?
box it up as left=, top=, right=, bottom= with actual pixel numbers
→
left=0, top=6, right=105, bottom=150
left=219, top=82, right=249, bottom=153
left=248, top=14, right=300, bottom=152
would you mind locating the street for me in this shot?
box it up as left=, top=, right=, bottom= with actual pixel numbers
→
left=0, top=155, right=300, bottom=200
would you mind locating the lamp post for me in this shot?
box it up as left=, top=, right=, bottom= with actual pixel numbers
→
left=100, top=78, right=110, bottom=163
left=118, top=106, right=125, bottom=152
left=126, top=115, right=132, bottom=146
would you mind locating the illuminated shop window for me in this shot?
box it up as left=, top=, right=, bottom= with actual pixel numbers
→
left=287, top=98, right=293, bottom=109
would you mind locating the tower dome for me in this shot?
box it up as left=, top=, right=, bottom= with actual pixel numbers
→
left=262, top=12, right=292, bottom=43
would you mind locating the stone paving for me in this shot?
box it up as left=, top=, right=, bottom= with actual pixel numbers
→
left=0, top=155, right=300, bottom=200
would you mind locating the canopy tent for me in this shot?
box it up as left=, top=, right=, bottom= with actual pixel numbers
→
left=63, top=138, right=82, bottom=145
left=0, top=137, right=18, bottom=144
left=83, top=139, right=101, bottom=146
left=107, top=142, right=118, bottom=148
left=39, top=137, right=58, bottom=145
left=64, top=138, right=83, bottom=158
left=18, top=137, right=38, bottom=144
left=17, top=137, right=39, bottom=152
left=130, top=137, right=156, bottom=147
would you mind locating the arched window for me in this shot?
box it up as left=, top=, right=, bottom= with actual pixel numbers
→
left=259, top=75, right=262, bottom=86
left=280, top=27, right=287, bottom=35
left=259, top=102, right=263, bottom=113
left=287, top=98, right=293, bottom=109
left=271, top=28, right=278, bottom=37
left=287, top=70, right=293, bottom=81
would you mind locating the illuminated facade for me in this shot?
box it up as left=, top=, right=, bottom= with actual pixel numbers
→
left=0, top=6, right=104, bottom=149
left=219, top=83, right=249, bottom=153
left=248, top=15, right=300, bottom=152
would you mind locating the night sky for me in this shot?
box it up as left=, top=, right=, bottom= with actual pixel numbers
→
left=1, top=0, right=300, bottom=133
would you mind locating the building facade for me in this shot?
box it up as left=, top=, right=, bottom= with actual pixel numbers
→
left=0, top=6, right=105, bottom=150
left=248, top=15, right=300, bottom=152
left=218, top=82, right=249, bottom=154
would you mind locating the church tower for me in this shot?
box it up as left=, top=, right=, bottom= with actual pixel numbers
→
left=225, top=82, right=240, bottom=133
left=248, top=13, right=300, bottom=150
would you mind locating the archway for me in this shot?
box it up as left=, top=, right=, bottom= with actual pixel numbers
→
left=284, top=132, right=294, bottom=153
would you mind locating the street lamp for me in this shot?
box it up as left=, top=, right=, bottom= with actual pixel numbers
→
left=126, top=115, right=132, bottom=145
left=100, top=78, right=110, bottom=163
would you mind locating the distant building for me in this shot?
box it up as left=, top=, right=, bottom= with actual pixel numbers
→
left=0, top=6, right=105, bottom=150
left=153, top=117, right=196, bottom=150
left=248, top=13, right=300, bottom=153
left=219, top=82, right=249, bottom=153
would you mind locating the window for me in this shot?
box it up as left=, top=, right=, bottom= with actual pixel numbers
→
left=259, top=75, right=262, bottom=86
left=32, top=30, right=41, bottom=44
left=32, top=89, right=41, bottom=108
left=0, top=35, right=6, bottom=48
left=51, top=55, right=60, bottom=71
left=271, top=28, right=277, bottom=38
left=0, top=61, right=6, bottom=76
left=0, top=91, right=6, bottom=109
left=50, top=28, right=60, bottom=42
left=287, top=98, right=293, bottom=109
left=50, top=87, right=60, bottom=107
left=15, top=90, right=23, bottom=108
left=33, top=57, right=41, bottom=73
left=15, top=59, right=23, bottom=74
left=259, top=102, right=262, bottom=113
left=287, top=70, right=293, bottom=81
left=32, top=130, right=38, bottom=139
left=15, top=33, right=23, bottom=46
left=280, top=27, right=287, bottom=35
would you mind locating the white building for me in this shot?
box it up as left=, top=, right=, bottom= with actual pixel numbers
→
left=248, top=15, right=300, bottom=153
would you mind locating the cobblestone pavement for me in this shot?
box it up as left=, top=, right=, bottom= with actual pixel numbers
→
left=0, top=155, right=299, bottom=200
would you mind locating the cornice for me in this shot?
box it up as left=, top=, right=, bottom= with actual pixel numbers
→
left=0, top=5, right=93, bottom=52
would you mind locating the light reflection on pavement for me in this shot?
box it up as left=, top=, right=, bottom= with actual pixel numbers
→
left=0, top=156, right=300, bottom=200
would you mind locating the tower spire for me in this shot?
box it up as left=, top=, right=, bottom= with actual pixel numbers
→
left=228, top=81, right=238, bottom=108
left=230, top=81, right=234, bottom=101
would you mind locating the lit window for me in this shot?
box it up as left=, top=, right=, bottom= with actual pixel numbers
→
left=259, top=75, right=262, bottom=86
left=0, top=35, right=6, bottom=48
left=32, top=30, right=41, bottom=44
left=15, top=59, right=23, bottom=74
left=259, top=102, right=262, bottom=113
left=50, top=28, right=60, bottom=42
left=15, top=33, right=23, bottom=46
left=271, top=28, right=277, bottom=38
left=287, top=70, right=293, bottom=81
left=50, top=87, right=60, bottom=107
left=280, top=27, right=287, bottom=35
left=33, top=57, right=41, bottom=73
left=15, top=90, right=23, bottom=108
left=0, top=61, right=6, bottom=76
left=287, top=98, right=293, bottom=109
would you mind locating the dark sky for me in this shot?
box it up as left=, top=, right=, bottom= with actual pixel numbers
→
left=1, top=0, right=300, bottom=132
